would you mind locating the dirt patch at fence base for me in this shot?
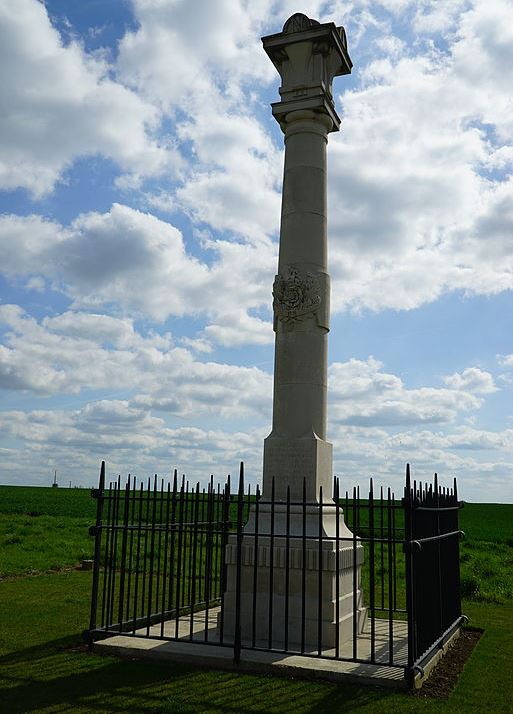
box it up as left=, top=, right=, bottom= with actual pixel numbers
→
left=411, top=629, right=483, bottom=699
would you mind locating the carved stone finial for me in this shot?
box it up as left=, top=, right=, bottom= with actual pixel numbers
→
left=282, top=13, right=320, bottom=34
left=262, top=15, right=352, bottom=133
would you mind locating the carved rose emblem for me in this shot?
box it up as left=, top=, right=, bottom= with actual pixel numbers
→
left=273, top=266, right=321, bottom=324
left=282, top=282, right=303, bottom=309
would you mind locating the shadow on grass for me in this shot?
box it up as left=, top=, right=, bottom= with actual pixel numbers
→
left=0, top=635, right=391, bottom=713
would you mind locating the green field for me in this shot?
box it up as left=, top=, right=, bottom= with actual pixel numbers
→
left=1, top=484, right=511, bottom=603
left=0, top=484, right=512, bottom=713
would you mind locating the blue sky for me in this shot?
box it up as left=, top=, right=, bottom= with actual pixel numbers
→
left=0, top=0, right=512, bottom=502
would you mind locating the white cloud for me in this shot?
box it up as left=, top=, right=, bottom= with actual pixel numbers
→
left=0, top=0, right=178, bottom=197
left=0, top=303, right=510, bottom=499
left=443, top=367, right=498, bottom=394
left=0, top=204, right=277, bottom=343
left=329, top=421, right=513, bottom=502
left=0, top=304, right=272, bottom=418
left=323, top=0, right=513, bottom=312
left=498, top=354, right=513, bottom=368
left=412, top=0, right=469, bottom=33
left=0, top=402, right=265, bottom=486
left=1, top=0, right=513, bottom=502
left=329, top=357, right=483, bottom=426
left=116, top=0, right=327, bottom=110
left=5, top=1, right=512, bottom=316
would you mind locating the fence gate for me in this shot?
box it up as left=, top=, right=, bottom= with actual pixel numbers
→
left=404, top=464, right=464, bottom=680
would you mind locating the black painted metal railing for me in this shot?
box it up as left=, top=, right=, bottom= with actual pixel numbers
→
left=86, top=461, right=464, bottom=686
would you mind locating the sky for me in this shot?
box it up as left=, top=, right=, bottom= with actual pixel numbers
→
left=0, top=0, right=512, bottom=502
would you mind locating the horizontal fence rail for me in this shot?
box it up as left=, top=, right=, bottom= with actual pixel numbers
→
left=87, top=461, right=464, bottom=686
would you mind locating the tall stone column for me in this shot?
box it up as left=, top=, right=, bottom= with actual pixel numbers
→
left=262, top=13, right=351, bottom=502
left=220, top=14, right=365, bottom=651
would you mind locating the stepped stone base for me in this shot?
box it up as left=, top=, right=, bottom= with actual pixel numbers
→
left=219, top=507, right=366, bottom=650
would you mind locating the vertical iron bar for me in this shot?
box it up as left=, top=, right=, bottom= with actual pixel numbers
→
left=454, top=477, right=462, bottom=619
left=392, top=491, right=397, bottom=612
left=197, top=487, right=205, bottom=608
left=405, top=463, right=416, bottom=683
left=211, top=482, right=218, bottom=600
left=284, top=484, right=291, bottom=652
left=435, top=473, right=443, bottom=641
left=167, top=471, right=178, bottom=613
left=132, top=481, right=144, bottom=632
left=301, top=478, right=306, bottom=654
left=101, top=481, right=113, bottom=630
left=387, top=487, right=394, bottom=665
left=106, top=478, right=120, bottom=631
left=117, top=475, right=131, bottom=632
left=233, top=461, right=244, bottom=664
left=88, top=461, right=105, bottom=644
left=125, top=476, right=137, bottom=627
left=154, top=478, right=164, bottom=618
left=189, top=482, right=201, bottom=640
left=233, top=462, right=245, bottom=664
left=335, top=477, right=340, bottom=659
left=356, top=486, right=361, bottom=532
left=267, top=476, right=275, bottom=650
left=369, top=479, right=375, bottom=663
left=317, top=486, right=323, bottom=656
left=352, top=486, right=358, bottom=661
left=182, top=480, right=188, bottom=609
left=204, top=476, right=214, bottom=642
left=218, top=474, right=231, bottom=644
left=146, top=475, right=158, bottom=636
left=140, top=477, right=151, bottom=629
left=187, top=481, right=195, bottom=609
left=251, top=483, right=260, bottom=648
left=380, top=486, right=385, bottom=611
left=174, top=476, right=186, bottom=639
left=160, top=480, right=171, bottom=637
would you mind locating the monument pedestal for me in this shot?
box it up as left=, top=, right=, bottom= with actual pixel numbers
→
left=220, top=504, right=366, bottom=650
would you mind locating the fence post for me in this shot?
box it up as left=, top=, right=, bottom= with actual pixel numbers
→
left=233, top=462, right=245, bottom=664
left=454, top=478, right=463, bottom=620
left=86, top=461, right=106, bottom=648
left=404, top=463, right=416, bottom=687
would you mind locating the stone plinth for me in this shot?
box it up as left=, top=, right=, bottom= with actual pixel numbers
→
left=263, top=435, right=333, bottom=502
left=220, top=508, right=366, bottom=649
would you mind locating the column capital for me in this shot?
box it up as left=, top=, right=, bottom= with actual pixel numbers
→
left=262, top=13, right=352, bottom=133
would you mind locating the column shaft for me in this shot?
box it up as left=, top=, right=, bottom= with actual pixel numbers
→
left=263, top=111, right=333, bottom=501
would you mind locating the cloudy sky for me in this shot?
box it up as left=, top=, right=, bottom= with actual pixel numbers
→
left=0, top=0, right=512, bottom=501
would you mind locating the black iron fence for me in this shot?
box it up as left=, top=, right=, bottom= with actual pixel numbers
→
left=86, top=461, right=464, bottom=686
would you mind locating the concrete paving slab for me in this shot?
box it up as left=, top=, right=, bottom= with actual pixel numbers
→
left=94, top=609, right=409, bottom=688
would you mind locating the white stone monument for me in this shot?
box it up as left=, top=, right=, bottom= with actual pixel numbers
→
left=222, top=13, right=365, bottom=651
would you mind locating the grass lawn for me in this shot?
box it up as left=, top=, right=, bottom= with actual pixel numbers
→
left=0, top=571, right=512, bottom=713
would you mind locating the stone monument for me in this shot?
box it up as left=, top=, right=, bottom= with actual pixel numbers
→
left=221, top=13, right=365, bottom=651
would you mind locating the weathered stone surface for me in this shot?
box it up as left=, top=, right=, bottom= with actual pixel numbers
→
left=220, top=15, right=360, bottom=653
